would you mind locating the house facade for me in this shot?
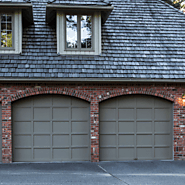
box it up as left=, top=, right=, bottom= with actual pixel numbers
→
left=0, top=0, right=185, bottom=163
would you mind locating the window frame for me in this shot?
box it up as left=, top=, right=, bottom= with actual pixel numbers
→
left=65, top=14, right=94, bottom=51
left=0, top=12, right=14, bottom=50
left=0, top=10, right=22, bottom=54
left=57, top=10, right=101, bottom=56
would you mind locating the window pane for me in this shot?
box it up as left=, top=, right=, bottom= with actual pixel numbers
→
left=66, top=15, right=77, bottom=48
left=1, top=14, right=12, bottom=48
left=7, top=16, right=12, bottom=22
left=7, top=23, right=12, bottom=30
left=81, top=15, right=92, bottom=49
left=1, top=23, right=6, bottom=30
left=7, top=31, right=12, bottom=47
left=1, top=15, right=6, bottom=22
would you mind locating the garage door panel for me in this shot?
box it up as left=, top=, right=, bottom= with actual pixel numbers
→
left=34, top=108, right=50, bottom=120
left=119, top=109, right=134, bottom=120
left=118, top=96, right=135, bottom=107
left=100, top=148, right=116, bottom=160
left=14, top=135, right=32, bottom=147
left=119, top=148, right=135, bottom=160
left=72, top=122, right=88, bottom=133
left=14, top=122, right=32, bottom=134
left=72, top=135, right=89, bottom=146
left=13, top=95, right=90, bottom=162
left=13, top=98, right=32, bottom=107
left=53, top=149, right=70, bottom=160
left=137, top=109, right=152, bottom=120
left=101, top=98, right=116, bottom=107
left=14, top=149, right=32, bottom=161
left=72, top=148, right=89, bottom=160
left=53, top=135, right=69, bottom=147
left=100, top=135, right=116, bottom=146
left=33, top=122, right=50, bottom=133
left=155, top=148, right=171, bottom=159
left=137, top=122, right=152, bottom=133
left=53, top=108, right=69, bottom=120
left=136, top=96, right=153, bottom=107
left=119, top=122, right=134, bottom=133
left=118, top=135, right=135, bottom=146
left=137, top=148, right=153, bottom=159
left=155, top=109, right=170, bottom=120
left=14, top=108, right=31, bottom=121
left=154, top=98, right=170, bottom=107
left=34, top=135, right=51, bottom=147
left=53, top=96, right=70, bottom=106
left=53, top=122, right=69, bottom=133
left=72, top=108, right=88, bottom=120
left=33, top=96, right=52, bottom=106
left=100, top=121, right=116, bottom=133
left=119, top=135, right=134, bottom=146
left=155, top=122, right=170, bottom=133
left=34, top=149, right=50, bottom=160
left=100, top=95, right=172, bottom=161
left=155, top=135, right=171, bottom=146
left=137, top=135, right=152, bottom=146
left=72, top=98, right=89, bottom=107
left=100, top=108, right=116, bottom=121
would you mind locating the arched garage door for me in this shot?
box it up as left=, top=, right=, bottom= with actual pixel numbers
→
left=100, top=95, right=173, bottom=161
left=12, top=95, right=90, bottom=162
left=0, top=103, right=2, bottom=162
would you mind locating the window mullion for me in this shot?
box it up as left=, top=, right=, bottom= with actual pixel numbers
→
left=77, top=15, right=81, bottom=50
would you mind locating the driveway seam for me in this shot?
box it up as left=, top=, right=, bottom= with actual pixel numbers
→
left=97, top=164, right=130, bottom=185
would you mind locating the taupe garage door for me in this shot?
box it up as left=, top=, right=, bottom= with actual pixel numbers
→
left=12, top=95, right=90, bottom=162
left=0, top=103, right=2, bottom=162
left=100, top=95, right=173, bottom=161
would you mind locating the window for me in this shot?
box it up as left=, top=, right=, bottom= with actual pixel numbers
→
left=1, top=14, right=13, bottom=49
left=57, top=11, right=101, bottom=55
left=0, top=11, right=22, bottom=54
left=66, top=15, right=92, bottom=50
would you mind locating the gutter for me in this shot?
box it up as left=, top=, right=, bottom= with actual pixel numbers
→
left=0, top=3, right=32, bottom=8
left=0, top=78, right=185, bottom=83
left=46, top=4, right=114, bottom=11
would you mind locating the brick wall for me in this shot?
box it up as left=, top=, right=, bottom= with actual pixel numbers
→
left=1, top=82, right=185, bottom=163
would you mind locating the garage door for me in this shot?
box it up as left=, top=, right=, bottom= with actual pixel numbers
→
left=12, top=95, right=90, bottom=162
left=100, top=95, right=173, bottom=161
left=0, top=103, right=1, bottom=162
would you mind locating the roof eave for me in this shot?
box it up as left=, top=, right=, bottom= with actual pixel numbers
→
left=46, top=4, right=114, bottom=24
left=0, top=78, right=185, bottom=83
left=0, top=3, right=33, bottom=25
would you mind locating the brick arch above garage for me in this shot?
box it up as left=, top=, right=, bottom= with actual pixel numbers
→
left=9, top=87, right=92, bottom=103
left=98, top=88, right=175, bottom=103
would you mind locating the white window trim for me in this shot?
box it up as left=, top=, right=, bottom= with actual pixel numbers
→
left=57, top=10, right=101, bottom=55
left=0, top=10, right=22, bottom=54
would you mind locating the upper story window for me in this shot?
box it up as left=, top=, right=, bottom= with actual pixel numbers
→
left=46, top=4, right=114, bottom=55
left=1, top=14, right=13, bottom=48
left=0, top=11, right=22, bottom=54
left=0, top=2, right=33, bottom=54
left=66, top=15, right=92, bottom=50
left=57, top=11, right=101, bottom=55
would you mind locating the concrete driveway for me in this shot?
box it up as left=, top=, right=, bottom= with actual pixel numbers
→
left=0, top=161, right=184, bottom=185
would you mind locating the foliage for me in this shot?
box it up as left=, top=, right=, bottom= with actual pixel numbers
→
left=1, top=32, right=12, bottom=48
left=162, top=0, right=185, bottom=13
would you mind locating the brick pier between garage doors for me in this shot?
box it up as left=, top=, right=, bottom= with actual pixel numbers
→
left=0, top=83, right=185, bottom=163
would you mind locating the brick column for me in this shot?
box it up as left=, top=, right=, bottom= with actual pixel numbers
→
left=2, top=100, right=12, bottom=163
left=90, top=100, right=99, bottom=162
